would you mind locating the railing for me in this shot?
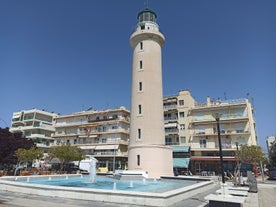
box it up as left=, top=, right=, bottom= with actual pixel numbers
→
left=165, top=142, right=179, bottom=146
left=165, top=129, right=178, bottom=134
left=194, top=98, right=247, bottom=108
left=163, top=105, right=177, bottom=110
left=193, top=129, right=249, bottom=136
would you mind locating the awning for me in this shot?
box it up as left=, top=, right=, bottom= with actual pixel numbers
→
left=173, top=158, right=190, bottom=168
left=80, top=146, right=96, bottom=150
left=12, top=114, right=21, bottom=119
left=95, top=145, right=119, bottom=150
left=172, top=146, right=190, bottom=152
left=190, top=156, right=236, bottom=161
left=165, top=123, right=178, bottom=128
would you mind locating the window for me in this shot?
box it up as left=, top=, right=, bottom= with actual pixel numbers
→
left=138, top=128, right=141, bottom=139
left=139, top=60, right=143, bottom=69
left=200, top=139, right=207, bottom=148
left=179, top=100, right=184, bottom=106
left=179, top=112, right=185, bottom=117
left=137, top=155, right=140, bottom=166
left=112, top=125, right=118, bottom=129
left=139, top=82, right=142, bottom=91
left=140, top=25, right=145, bottom=30
left=180, top=136, right=186, bottom=143
left=138, top=104, right=142, bottom=114
left=140, top=42, right=143, bottom=50
left=180, top=124, right=185, bottom=130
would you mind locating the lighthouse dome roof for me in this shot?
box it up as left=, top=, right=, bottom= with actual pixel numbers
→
left=137, top=8, right=157, bottom=22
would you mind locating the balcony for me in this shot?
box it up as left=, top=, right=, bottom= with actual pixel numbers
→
left=165, top=128, right=179, bottom=135
left=28, top=134, right=54, bottom=140
left=163, top=104, right=177, bottom=111
left=194, top=98, right=247, bottom=109
left=165, top=142, right=180, bottom=146
left=36, top=143, right=52, bottom=148
left=193, top=129, right=250, bottom=137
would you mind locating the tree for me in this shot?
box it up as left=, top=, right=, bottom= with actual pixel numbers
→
left=269, top=141, right=276, bottom=167
left=48, top=144, right=85, bottom=171
left=236, top=145, right=264, bottom=176
left=14, top=147, right=43, bottom=168
left=0, top=127, right=34, bottom=169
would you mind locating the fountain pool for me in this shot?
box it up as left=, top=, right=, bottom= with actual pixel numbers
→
left=0, top=174, right=214, bottom=207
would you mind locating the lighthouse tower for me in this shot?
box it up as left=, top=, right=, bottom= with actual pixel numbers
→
left=128, top=8, right=173, bottom=178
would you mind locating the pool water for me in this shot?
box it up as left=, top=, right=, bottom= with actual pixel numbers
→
left=19, top=175, right=199, bottom=193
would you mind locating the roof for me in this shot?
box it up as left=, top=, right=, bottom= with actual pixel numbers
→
left=137, top=8, right=157, bottom=19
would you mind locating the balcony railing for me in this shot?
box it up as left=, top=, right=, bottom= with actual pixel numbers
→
left=165, top=129, right=179, bottom=135
left=165, top=142, right=180, bottom=146
left=193, top=129, right=250, bottom=136
left=163, top=105, right=177, bottom=110
left=194, top=98, right=247, bottom=108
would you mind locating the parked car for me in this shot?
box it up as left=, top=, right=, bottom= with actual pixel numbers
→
left=268, top=170, right=276, bottom=180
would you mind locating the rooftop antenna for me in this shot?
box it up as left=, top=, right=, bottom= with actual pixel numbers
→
left=144, top=0, right=149, bottom=8
left=223, top=92, right=227, bottom=100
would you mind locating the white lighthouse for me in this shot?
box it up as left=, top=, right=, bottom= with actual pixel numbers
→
left=128, top=8, right=173, bottom=178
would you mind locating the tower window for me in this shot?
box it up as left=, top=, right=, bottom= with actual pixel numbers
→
left=138, top=104, right=142, bottom=114
left=140, top=42, right=143, bottom=50
left=179, top=112, right=185, bottom=117
left=139, top=60, right=143, bottom=69
left=138, top=128, right=141, bottom=139
left=140, top=25, right=145, bottom=30
left=139, top=82, right=142, bottom=91
left=137, top=155, right=140, bottom=166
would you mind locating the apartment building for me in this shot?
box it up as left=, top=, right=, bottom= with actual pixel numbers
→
left=10, top=109, right=57, bottom=148
left=163, top=90, right=195, bottom=174
left=52, top=107, right=130, bottom=173
left=189, top=96, right=257, bottom=175
left=266, top=135, right=276, bottom=153
left=163, top=90, right=257, bottom=175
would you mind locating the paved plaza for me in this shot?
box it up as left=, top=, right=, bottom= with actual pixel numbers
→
left=0, top=178, right=275, bottom=207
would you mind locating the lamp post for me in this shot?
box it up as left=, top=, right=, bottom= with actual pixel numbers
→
left=213, top=113, right=225, bottom=184
left=113, top=145, right=116, bottom=173
left=235, top=142, right=240, bottom=185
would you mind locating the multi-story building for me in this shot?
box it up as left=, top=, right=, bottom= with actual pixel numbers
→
left=266, top=135, right=276, bottom=153
left=163, top=90, right=257, bottom=175
left=52, top=107, right=130, bottom=173
left=189, top=96, right=257, bottom=175
left=10, top=109, right=57, bottom=148
left=163, top=90, right=195, bottom=174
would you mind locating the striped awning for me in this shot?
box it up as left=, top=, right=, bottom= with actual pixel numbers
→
left=173, top=158, right=190, bottom=168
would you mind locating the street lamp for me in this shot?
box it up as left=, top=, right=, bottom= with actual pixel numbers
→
left=113, top=145, right=116, bottom=173
left=235, top=142, right=241, bottom=185
left=213, top=112, right=225, bottom=184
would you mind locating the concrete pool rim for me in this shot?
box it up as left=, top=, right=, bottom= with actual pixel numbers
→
left=0, top=174, right=214, bottom=207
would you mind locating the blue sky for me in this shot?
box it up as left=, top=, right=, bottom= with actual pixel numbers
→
left=0, top=0, right=275, bottom=151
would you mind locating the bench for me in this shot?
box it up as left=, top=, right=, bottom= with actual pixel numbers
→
left=205, top=194, right=246, bottom=207
left=216, top=189, right=248, bottom=197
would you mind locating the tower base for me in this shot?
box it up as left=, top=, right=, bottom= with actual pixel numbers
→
left=128, top=145, right=173, bottom=178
